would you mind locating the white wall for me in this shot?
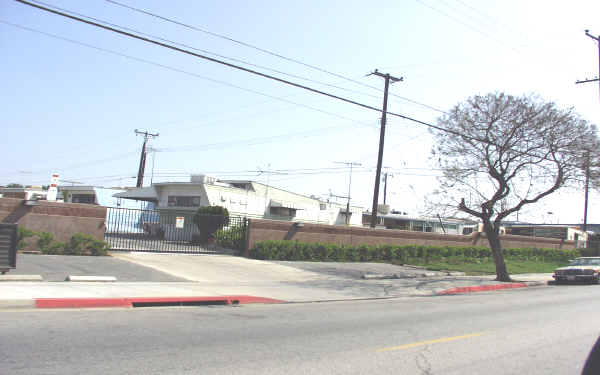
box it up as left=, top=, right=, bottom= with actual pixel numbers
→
left=155, top=182, right=365, bottom=226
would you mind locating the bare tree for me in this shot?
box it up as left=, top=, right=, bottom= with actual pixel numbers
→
left=431, top=93, right=599, bottom=281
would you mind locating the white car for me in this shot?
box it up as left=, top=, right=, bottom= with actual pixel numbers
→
left=553, top=257, right=600, bottom=284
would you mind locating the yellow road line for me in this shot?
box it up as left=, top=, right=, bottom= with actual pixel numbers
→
left=376, top=332, right=485, bottom=352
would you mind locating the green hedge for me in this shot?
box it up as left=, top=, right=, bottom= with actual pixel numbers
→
left=215, top=226, right=245, bottom=250
left=17, top=228, right=110, bottom=256
left=249, top=240, right=580, bottom=263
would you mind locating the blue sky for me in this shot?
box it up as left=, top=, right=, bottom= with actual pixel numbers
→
left=2, top=0, right=600, bottom=223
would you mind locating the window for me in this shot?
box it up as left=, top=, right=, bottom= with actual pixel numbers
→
left=167, top=196, right=201, bottom=207
left=270, top=206, right=296, bottom=217
left=320, top=203, right=327, bottom=210
left=72, top=194, right=95, bottom=204
left=412, top=221, right=424, bottom=232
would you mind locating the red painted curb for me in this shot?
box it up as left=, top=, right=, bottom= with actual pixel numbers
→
left=34, top=295, right=285, bottom=309
left=438, top=283, right=528, bottom=295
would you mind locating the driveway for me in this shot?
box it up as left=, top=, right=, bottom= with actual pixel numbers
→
left=272, top=261, right=449, bottom=279
left=13, top=254, right=187, bottom=282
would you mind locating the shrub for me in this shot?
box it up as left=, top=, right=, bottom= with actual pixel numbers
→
left=215, top=225, right=245, bottom=250
left=37, top=232, right=54, bottom=253
left=63, top=233, right=110, bottom=256
left=193, top=206, right=229, bottom=244
left=248, top=240, right=581, bottom=264
left=17, top=227, right=36, bottom=250
left=15, top=228, right=109, bottom=256
left=42, top=241, right=66, bottom=255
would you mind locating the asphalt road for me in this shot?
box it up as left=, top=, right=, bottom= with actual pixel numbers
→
left=2, top=284, right=599, bottom=374
left=13, top=254, right=187, bottom=281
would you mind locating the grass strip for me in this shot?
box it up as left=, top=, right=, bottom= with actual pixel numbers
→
left=404, top=258, right=567, bottom=275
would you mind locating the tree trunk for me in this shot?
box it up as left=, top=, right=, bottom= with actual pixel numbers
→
left=485, top=227, right=511, bottom=282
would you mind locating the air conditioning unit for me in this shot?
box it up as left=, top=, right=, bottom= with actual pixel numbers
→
left=190, top=174, right=216, bottom=184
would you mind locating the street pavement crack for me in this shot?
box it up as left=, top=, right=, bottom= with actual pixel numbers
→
left=416, top=345, right=434, bottom=375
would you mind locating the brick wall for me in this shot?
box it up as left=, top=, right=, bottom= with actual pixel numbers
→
left=245, top=218, right=575, bottom=255
left=0, top=198, right=106, bottom=242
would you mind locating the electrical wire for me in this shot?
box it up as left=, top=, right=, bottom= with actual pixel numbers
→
left=0, top=19, right=379, bottom=132
left=415, top=0, right=520, bottom=54
left=12, top=0, right=588, bottom=170
left=12, top=1, right=477, bottom=143
left=27, top=0, right=394, bottom=103
left=105, top=0, right=447, bottom=114
left=14, top=0, right=393, bottom=113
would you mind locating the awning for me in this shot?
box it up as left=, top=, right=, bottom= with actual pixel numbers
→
left=270, top=200, right=305, bottom=210
left=113, top=186, right=158, bottom=202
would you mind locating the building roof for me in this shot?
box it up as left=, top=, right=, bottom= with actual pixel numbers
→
left=113, top=186, right=158, bottom=202
left=58, top=185, right=118, bottom=191
left=0, top=187, right=45, bottom=192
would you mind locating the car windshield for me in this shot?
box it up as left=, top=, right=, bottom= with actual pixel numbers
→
left=569, top=258, right=600, bottom=266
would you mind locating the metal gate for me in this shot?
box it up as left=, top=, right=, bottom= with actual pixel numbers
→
left=105, top=207, right=247, bottom=254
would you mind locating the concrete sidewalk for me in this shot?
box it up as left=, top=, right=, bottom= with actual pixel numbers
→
left=0, top=253, right=553, bottom=309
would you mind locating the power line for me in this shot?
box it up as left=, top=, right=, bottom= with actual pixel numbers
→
left=0, top=19, right=379, bottom=131
left=30, top=0, right=394, bottom=102
left=105, top=0, right=447, bottom=114
left=13, top=1, right=462, bottom=139
left=13, top=0, right=582, bottom=168
left=415, top=0, right=520, bottom=53
left=15, top=0, right=391, bottom=113
left=158, top=122, right=377, bottom=153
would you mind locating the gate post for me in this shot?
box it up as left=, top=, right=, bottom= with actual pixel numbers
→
left=243, top=218, right=250, bottom=257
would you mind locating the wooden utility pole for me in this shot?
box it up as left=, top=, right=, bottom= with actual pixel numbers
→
left=135, top=129, right=159, bottom=188
left=575, top=30, right=599, bottom=235
left=334, top=161, right=362, bottom=225
left=584, top=152, right=590, bottom=232
left=576, top=29, right=600, bottom=103
left=368, top=70, right=402, bottom=228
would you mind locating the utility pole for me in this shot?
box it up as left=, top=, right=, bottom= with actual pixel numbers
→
left=335, top=161, right=362, bottom=225
left=584, top=152, right=590, bottom=232
left=368, top=70, right=403, bottom=228
left=576, top=29, right=598, bottom=233
left=328, top=191, right=350, bottom=224
left=576, top=29, right=600, bottom=103
left=135, top=129, right=159, bottom=188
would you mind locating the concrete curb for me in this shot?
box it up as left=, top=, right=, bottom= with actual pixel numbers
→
left=31, top=295, right=285, bottom=309
left=437, top=282, right=530, bottom=295
left=0, top=275, right=43, bottom=281
left=0, top=299, right=37, bottom=309
left=65, top=276, right=117, bottom=282
left=362, top=271, right=464, bottom=280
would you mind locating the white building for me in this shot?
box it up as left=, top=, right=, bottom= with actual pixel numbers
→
left=115, top=174, right=363, bottom=226
left=505, top=224, right=588, bottom=246
left=0, top=186, right=47, bottom=200
left=59, top=186, right=152, bottom=209
left=362, top=210, right=470, bottom=235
